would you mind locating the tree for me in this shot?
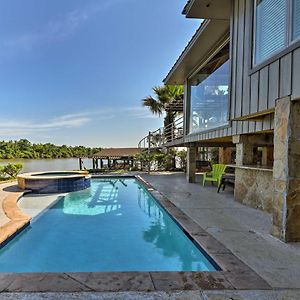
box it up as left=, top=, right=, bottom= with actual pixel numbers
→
left=141, top=85, right=184, bottom=129
left=177, top=150, right=187, bottom=170
left=0, top=163, right=23, bottom=178
left=0, top=139, right=101, bottom=159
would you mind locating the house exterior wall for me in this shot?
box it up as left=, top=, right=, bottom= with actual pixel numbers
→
left=231, top=0, right=300, bottom=122
left=182, top=0, right=300, bottom=144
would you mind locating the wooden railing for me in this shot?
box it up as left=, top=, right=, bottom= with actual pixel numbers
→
left=138, top=117, right=184, bottom=149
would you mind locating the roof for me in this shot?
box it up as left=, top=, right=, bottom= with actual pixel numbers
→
left=92, top=148, right=144, bottom=159
left=182, top=0, right=231, bottom=19
left=182, top=0, right=192, bottom=15
left=163, top=19, right=230, bottom=85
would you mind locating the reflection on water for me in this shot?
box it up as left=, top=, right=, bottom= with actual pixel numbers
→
left=137, top=187, right=162, bottom=219
left=63, top=179, right=126, bottom=216
left=137, top=186, right=208, bottom=271
left=0, top=178, right=216, bottom=272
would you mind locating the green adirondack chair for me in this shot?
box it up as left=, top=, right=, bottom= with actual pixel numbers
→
left=203, top=164, right=227, bottom=187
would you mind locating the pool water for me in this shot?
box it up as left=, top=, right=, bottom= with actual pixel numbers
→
left=0, top=178, right=217, bottom=272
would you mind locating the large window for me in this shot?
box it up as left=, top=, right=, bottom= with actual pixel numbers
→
left=254, top=0, right=300, bottom=65
left=188, top=59, right=229, bottom=134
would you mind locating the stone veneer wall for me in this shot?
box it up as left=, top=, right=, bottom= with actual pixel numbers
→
left=234, top=168, right=273, bottom=213
left=272, top=97, right=300, bottom=241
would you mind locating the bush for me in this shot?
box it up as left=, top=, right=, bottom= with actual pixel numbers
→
left=0, top=163, right=23, bottom=178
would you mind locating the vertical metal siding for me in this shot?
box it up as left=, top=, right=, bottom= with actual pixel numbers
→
left=292, top=47, right=300, bottom=99
left=279, top=53, right=292, bottom=97
left=268, top=60, right=279, bottom=107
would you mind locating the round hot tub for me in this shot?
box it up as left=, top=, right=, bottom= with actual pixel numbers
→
left=17, top=171, right=91, bottom=194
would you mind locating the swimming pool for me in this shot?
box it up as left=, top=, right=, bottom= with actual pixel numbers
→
left=0, top=177, right=218, bottom=272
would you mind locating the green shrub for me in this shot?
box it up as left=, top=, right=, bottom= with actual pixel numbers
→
left=0, top=163, right=23, bottom=178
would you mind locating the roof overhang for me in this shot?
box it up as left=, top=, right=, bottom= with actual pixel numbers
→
left=164, top=19, right=230, bottom=85
left=183, top=0, right=232, bottom=19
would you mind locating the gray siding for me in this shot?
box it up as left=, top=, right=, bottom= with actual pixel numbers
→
left=230, top=0, right=300, bottom=120
left=179, top=0, right=300, bottom=145
left=184, top=115, right=274, bottom=144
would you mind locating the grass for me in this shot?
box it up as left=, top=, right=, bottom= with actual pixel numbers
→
left=0, top=177, right=16, bottom=184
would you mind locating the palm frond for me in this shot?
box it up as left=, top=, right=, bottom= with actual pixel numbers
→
left=141, top=96, right=164, bottom=116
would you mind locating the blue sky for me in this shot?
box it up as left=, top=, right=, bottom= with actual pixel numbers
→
left=0, top=0, right=199, bottom=147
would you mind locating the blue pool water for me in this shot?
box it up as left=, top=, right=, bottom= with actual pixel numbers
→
left=0, top=178, right=217, bottom=272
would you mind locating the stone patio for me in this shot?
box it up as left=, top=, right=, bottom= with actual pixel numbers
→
left=141, top=173, right=300, bottom=289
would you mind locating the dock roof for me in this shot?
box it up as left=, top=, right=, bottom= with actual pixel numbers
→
left=92, top=148, right=144, bottom=159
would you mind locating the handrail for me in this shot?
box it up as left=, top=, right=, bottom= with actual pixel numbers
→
left=138, top=117, right=184, bottom=149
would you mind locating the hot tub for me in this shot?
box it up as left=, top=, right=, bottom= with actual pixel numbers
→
left=17, top=171, right=91, bottom=193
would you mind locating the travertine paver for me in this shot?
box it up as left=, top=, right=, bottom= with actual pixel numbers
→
left=2, top=290, right=300, bottom=299
left=0, top=182, right=15, bottom=226
left=142, top=173, right=300, bottom=289
left=202, top=289, right=300, bottom=300
left=0, top=291, right=206, bottom=299
left=0, top=182, right=30, bottom=245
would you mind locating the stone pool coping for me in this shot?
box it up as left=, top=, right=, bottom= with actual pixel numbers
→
left=0, top=175, right=271, bottom=292
left=0, top=186, right=31, bottom=247
left=17, top=170, right=89, bottom=180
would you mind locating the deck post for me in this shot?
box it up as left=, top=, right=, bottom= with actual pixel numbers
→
left=272, top=97, right=300, bottom=242
left=219, top=147, right=232, bottom=164
left=79, top=158, right=83, bottom=170
left=186, top=146, right=197, bottom=183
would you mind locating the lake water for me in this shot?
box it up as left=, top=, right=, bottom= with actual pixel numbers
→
left=0, top=158, right=94, bottom=173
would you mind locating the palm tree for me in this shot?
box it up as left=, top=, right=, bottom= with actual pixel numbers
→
left=141, top=85, right=184, bottom=129
left=141, top=85, right=184, bottom=170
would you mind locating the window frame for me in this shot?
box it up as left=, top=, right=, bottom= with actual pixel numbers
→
left=250, top=0, right=300, bottom=74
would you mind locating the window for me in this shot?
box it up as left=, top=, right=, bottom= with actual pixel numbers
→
left=254, top=0, right=300, bottom=65
left=188, top=59, right=229, bottom=134
left=254, top=0, right=287, bottom=64
left=293, top=0, right=300, bottom=39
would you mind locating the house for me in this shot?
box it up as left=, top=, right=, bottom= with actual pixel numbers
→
left=142, top=0, right=300, bottom=242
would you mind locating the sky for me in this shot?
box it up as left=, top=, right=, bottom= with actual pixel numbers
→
left=0, top=0, right=199, bottom=147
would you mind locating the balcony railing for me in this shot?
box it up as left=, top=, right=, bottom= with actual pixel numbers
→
left=138, top=117, right=184, bottom=149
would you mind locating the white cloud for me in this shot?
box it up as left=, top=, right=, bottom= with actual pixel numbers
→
left=0, top=105, right=160, bottom=139
left=0, top=111, right=116, bottom=137
left=124, top=106, right=162, bottom=119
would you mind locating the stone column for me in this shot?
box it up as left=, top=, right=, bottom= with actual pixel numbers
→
left=186, top=146, right=197, bottom=183
left=272, top=97, right=300, bottom=242
left=233, top=135, right=254, bottom=166
left=219, top=147, right=232, bottom=164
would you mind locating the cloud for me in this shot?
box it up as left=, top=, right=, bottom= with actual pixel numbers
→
left=1, top=0, right=120, bottom=53
left=124, top=106, right=162, bottom=119
left=0, top=111, right=115, bottom=137
left=0, top=105, right=159, bottom=139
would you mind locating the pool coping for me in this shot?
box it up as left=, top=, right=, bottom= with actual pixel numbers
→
left=0, top=186, right=31, bottom=248
left=0, top=175, right=271, bottom=292
left=17, top=170, right=89, bottom=180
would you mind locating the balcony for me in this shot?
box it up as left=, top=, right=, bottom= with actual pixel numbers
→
left=138, top=117, right=184, bottom=149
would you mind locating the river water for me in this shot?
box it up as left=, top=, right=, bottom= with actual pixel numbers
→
left=0, top=158, right=94, bottom=173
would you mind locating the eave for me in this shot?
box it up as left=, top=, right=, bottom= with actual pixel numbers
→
left=163, top=19, right=230, bottom=85
left=183, top=0, right=232, bottom=20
